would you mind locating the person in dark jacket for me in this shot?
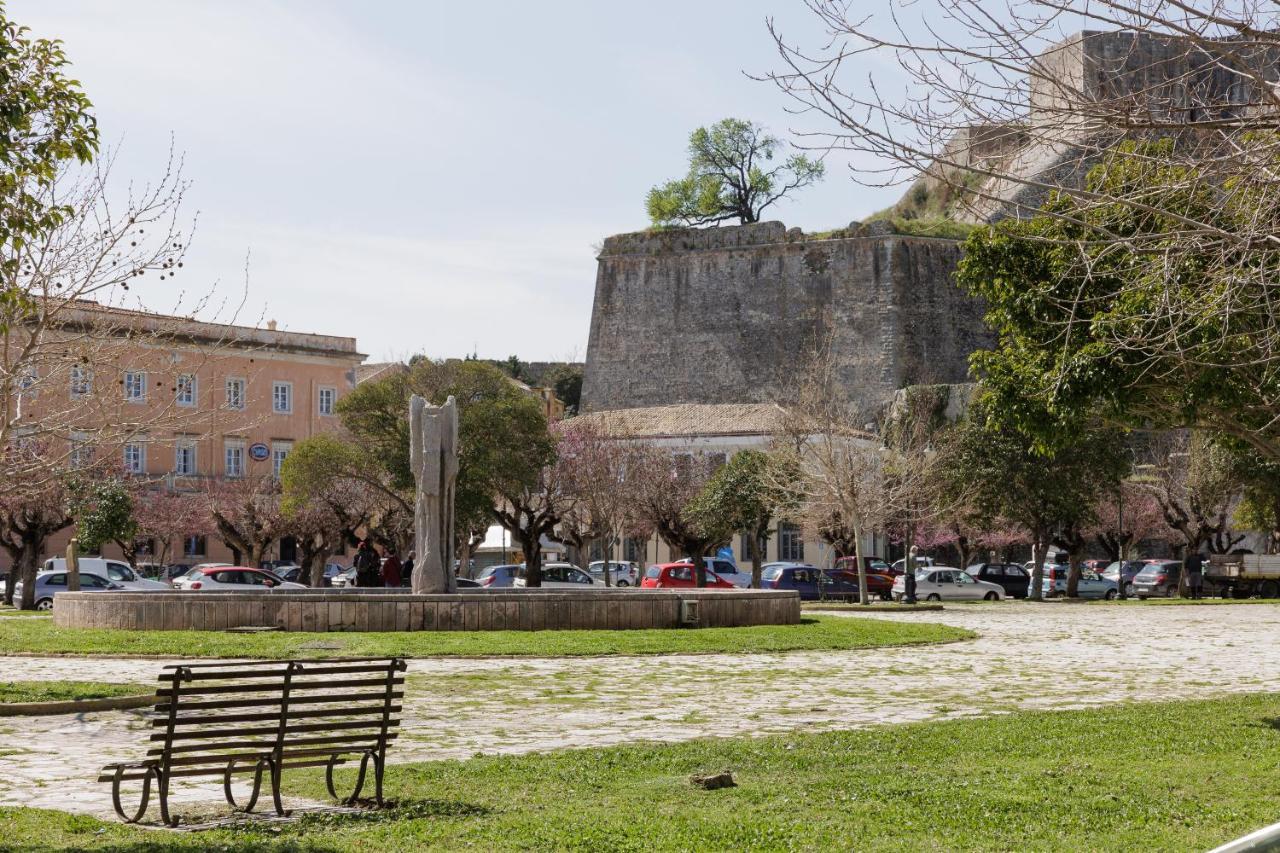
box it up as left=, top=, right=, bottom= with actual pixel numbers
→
left=1185, top=551, right=1205, bottom=599
left=353, top=540, right=380, bottom=588
left=401, top=551, right=415, bottom=588
left=381, top=547, right=402, bottom=588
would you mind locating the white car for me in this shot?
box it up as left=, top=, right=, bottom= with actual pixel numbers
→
left=42, top=557, right=168, bottom=591
left=173, top=566, right=305, bottom=591
left=587, top=560, right=639, bottom=586
left=892, top=566, right=1005, bottom=601
left=513, top=563, right=600, bottom=589
left=681, top=557, right=752, bottom=587
left=890, top=556, right=936, bottom=574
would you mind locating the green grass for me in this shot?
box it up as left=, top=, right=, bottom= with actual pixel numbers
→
left=5, top=693, right=1280, bottom=850
left=0, top=615, right=971, bottom=659
left=0, top=680, right=150, bottom=704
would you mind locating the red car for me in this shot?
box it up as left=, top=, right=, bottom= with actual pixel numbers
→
left=833, top=556, right=896, bottom=576
left=641, top=562, right=736, bottom=589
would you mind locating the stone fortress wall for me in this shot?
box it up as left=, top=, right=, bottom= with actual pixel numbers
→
left=581, top=221, right=988, bottom=418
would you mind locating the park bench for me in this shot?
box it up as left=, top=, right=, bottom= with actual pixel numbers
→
left=97, top=656, right=407, bottom=826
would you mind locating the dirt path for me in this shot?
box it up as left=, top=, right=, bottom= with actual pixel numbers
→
left=4, top=602, right=1278, bottom=817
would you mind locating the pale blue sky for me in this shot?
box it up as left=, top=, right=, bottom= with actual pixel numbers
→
left=15, top=1, right=907, bottom=361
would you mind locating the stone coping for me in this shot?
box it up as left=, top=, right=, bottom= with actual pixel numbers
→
left=52, top=589, right=800, bottom=632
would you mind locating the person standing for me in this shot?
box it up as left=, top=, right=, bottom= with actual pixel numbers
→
left=353, top=540, right=380, bottom=588
left=1185, top=550, right=1204, bottom=600
left=381, top=547, right=402, bottom=588
left=401, top=551, right=415, bottom=588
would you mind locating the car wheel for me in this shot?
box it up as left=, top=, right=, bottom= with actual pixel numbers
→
left=925, top=593, right=941, bottom=602
left=35, top=598, right=53, bottom=611
left=1260, top=580, right=1279, bottom=599
left=984, top=591, right=999, bottom=601
left=1104, top=589, right=1117, bottom=600
left=879, top=591, right=892, bottom=602
left=617, top=580, right=629, bottom=587
left=1123, top=582, right=1135, bottom=596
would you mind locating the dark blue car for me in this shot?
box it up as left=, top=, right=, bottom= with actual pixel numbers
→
left=762, top=563, right=884, bottom=601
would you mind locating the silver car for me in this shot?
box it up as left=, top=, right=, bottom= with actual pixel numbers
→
left=587, top=560, right=639, bottom=586
left=15, top=571, right=123, bottom=610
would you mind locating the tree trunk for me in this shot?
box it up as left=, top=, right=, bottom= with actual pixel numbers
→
left=602, top=533, right=615, bottom=587
left=1065, top=536, right=1082, bottom=598
left=854, top=524, right=869, bottom=605
left=18, top=543, right=39, bottom=610
left=1029, top=537, right=1045, bottom=601
left=521, top=533, right=543, bottom=587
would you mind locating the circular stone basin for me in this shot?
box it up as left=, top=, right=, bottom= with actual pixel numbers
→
left=52, top=588, right=800, bottom=632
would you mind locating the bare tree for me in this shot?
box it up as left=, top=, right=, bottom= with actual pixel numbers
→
left=1138, top=430, right=1246, bottom=557
left=767, top=2, right=1280, bottom=460
left=202, top=474, right=286, bottom=569
left=0, top=471, right=71, bottom=608
left=554, top=421, right=638, bottom=585
left=627, top=445, right=730, bottom=587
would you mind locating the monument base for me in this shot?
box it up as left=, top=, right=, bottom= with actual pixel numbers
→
left=52, top=589, right=801, bottom=632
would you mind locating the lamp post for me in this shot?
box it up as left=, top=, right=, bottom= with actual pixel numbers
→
left=1117, top=480, right=1127, bottom=600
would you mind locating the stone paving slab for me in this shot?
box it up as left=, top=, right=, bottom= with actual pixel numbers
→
left=3, top=603, right=1279, bottom=819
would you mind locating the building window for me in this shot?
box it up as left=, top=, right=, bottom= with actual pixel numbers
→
left=225, top=377, right=246, bottom=411
left=17, top=366, right=37, bottom=398
left=272, top=381, right=292, bottom=414
left=183, top=535, right=206, bottom=558
left=272, top=441, right=292, bottom=477
left=69, top=432, right=92, bottom=469
left=124, top=370, right=147, bottom=402
left=174, top=438, right=197, bottom=476
left=779, top=522, right=804, bottom=562
left=70, top=364, right=92, bottom=399
left=224, top=440, right=245, bottom=478
left=176, top=374, right=196, bottom=407
left=624, top=537, right=645, bottom=564
left=318, top=386, right=336, bottom=416
left=740, top=532, right=766, bottom=561
left=123, top=441, right=146, bottom=475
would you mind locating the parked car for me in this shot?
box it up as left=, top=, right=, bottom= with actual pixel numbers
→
left=681, top=557, right=751, bottom=587
left=1101, top=560, right=1146, bottom=596
left=833, top=556, right=894, bottom=576
left=893, top=567, right=1005, bottom=601
left=587, top=560, right=640, bottom=586
left=965, top=563, right=1032, bottom=599
left=456, top=577, right=480, bottom=588
left=15, top=571, right=123, bottom=610
left=160, top=564, right=193, bottom=583
left=1038, top=569, right=1118, bottom=600
left=476, top=564, right=523, bottom=588
left=42, top=557, right=168, bottom=591
left=173, top=566, right=305, bottom=591
left=1132, top=560, right=1183, bottom=599
left=259, top=560, right=300, bottom=573
left=513, top=563, right=597, bottom=589
left=641, top=562, right=736, bottom=589
left=891, top=556, right=935, bottom=575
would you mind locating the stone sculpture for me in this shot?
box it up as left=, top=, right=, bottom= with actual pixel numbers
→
left=409, top=394, right=458, bottom=594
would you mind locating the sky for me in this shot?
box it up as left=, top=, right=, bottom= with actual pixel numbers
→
left=13, top=1, right=911, bottom=363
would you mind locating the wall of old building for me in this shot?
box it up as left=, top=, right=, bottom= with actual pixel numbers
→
left=580, top=221, right=989, bottom=419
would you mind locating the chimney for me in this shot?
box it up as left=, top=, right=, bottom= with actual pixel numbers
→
left=267, top=319, right=278, bottom=331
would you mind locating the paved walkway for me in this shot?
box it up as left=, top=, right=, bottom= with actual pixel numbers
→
left=4, top=603, right=1280, bottom=817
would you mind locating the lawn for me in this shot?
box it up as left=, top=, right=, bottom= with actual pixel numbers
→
left=3, top=692, right=1279, bottom=851
left=0, top=680, right=150, bottom=704
left=0, top=615, right=971, bottom=659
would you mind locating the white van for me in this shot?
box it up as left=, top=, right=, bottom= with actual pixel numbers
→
left=42, top=557, right=168, bottom=590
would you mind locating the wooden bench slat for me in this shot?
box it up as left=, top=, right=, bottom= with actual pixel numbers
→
left=151, top=704, right=401, bottom=728
left=156, top=677, right=403, bottom=697
left=99, top=757, right=348, bottom=783
left=147, top=732, right=400, bottom=757
left=153, top=691, right=402, bottom=714
left=161, top=656, right=402, bottom=669
left=150, top=718, right=398, bottom=742
left=165, top=663, right=403, bottom=681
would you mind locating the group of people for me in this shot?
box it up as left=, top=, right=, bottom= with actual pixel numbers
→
left=351, top=539, right=414, bottom=588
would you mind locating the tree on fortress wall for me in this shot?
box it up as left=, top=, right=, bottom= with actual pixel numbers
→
left=0, top=470, right=71, bottom=608
left=647, top=118, right=824, bottom=227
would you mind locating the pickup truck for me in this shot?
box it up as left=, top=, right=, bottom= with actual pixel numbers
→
left=1207, top=553, right=1280, bottom=599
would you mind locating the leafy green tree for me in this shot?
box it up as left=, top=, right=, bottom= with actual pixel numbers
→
left=68, top=477, right=137, bottom=559
left=956, top=139, right=1280, bottom=462
left=945, top=396, right=1130, bottom=598
left=546, top=364, right=583, bottom=416
left=688, top=450, right=801, bottom=588
left=647, top=118, right=824, bottom=227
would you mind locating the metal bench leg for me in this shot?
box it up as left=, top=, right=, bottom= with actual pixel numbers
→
left=372, top=750, right=386, bottom=807
left=157, top=769, right=178, bottom=828
left=325, top=752, right=371, bottom=805
left=110, top=766, right=156, bottom=824
left=223, top=758, right=268, bottom=813
left=268, top=757, right=289, bottom=817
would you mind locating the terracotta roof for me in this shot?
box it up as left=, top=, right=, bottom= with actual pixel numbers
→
left=356, top=361, right=408, bottom=384
left=574, top=403, right=789, bottom=438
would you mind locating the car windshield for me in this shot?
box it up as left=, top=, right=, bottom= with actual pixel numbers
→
left=645, top=566, right=660, bottom=579
left=762, top=566, right=782, bottom=580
